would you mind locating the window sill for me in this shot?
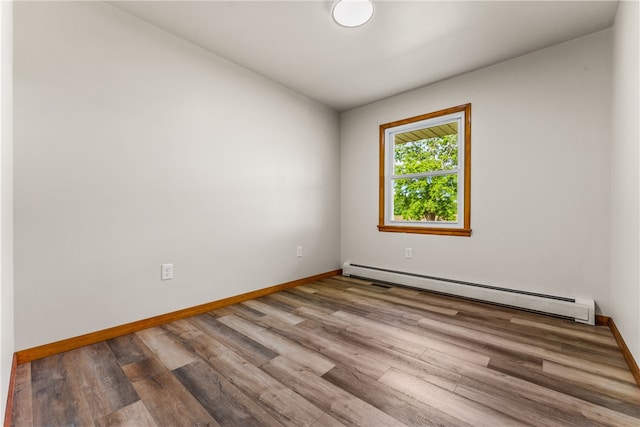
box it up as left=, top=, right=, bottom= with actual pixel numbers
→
left=377, top=225, right=472, bottom=237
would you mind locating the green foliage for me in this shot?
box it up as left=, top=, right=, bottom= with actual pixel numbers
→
left=393, top=135, right=458, bottom=222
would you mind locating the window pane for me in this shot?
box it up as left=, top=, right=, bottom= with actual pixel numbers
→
left=394, top=122, right=458, bottom=175
left=392, top=175, right=458, bottom=222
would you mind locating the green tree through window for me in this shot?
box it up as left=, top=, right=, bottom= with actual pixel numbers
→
left=393, top=134, right=458, bottom=222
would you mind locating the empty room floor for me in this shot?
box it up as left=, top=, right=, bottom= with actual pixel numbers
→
left=10, top=276, right=640, bottom=426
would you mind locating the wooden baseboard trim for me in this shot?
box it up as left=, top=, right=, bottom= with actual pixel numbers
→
left=607, top=317, right=640, bottom=388
left=595, top=314, right=610, bottom=326
left=3, top=354, right=17, bottom=427
left=15, top=269, right=341, bottom=364
left=587, top=315, right=639, bottom=387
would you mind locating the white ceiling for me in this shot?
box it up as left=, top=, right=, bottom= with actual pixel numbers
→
left=109, top=1, right=619, bottom=111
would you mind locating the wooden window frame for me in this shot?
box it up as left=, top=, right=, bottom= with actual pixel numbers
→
left=378, top=103, right=472, bottom=236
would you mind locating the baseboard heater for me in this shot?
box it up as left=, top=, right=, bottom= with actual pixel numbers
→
left=342, top=262, right=595, bottom=325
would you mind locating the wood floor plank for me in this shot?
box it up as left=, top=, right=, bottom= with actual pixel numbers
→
left=185, top=333, right=277, bottom=396
left=330, top=310, right=428, bottom=358
left=343, top=285, right=459, bottom=316
left=242, top=299, right=305, bottom=324
left=94, top=400, right=158, bottom=427
left=295, top=285, right=319, bottom=294
left=419, top=315, right=555, bottom=364
left=213, top=303, right=266, bottom=320
left=259, top=389, right=325, bottom=426
left=452, top=311, right=627, bottom=368
left=65, top=342, right=140, bottom=421
left=255, top=313, right=391, bottom=379
left=313, top=277, right=377, bottom=292
left=326, top=276, right=375, bottom=286
left=511, top=317, right=618, bottom=347
left=122, top=356, right=220, bottom=427
left=543, top=360, right=640, bottom=404
left=417, top=315, right=637, bottom=383
left=559, top=341, right=629, bottom=370
left=106, top=333, right=155, bottom=367
left=428, top=309, right=623, bottom=374
left=11, top=362, right=33, bottom=427
left=136, top=326, right=198, bottom=371
left=262, top=356, right=405, bottom=426
left=420, top=349, right=640, bottom=426
left=385, top=285, right=526, bottom=321
left=453, top=377, right=587, bottom=427
left=307, top=284, right=427, bottom=322
left=185, top=331, right=325, bottom=426
left=287, top=287, right=374, bottom=318
left=267, top=291, right=337, bottom=315
left=187, top=314, right=278, bottom=366
left=510, top=310, right=616, bottom=336
left=208, top=306, right=236, bottom=317
left=303, top=283, right=533, bottom=367
left=310, top=413, right=348, bottom=427
left=11, top=275, right=640, bottom=427
left=379, top=367, right=529, bottom=427
left=162, top=318, right=205, bottom=341
left=322, top=364, right=471, bottom=427
left=449, top=311, right=566, bottom=351
left=173, top=360, right=282, bottom=427
left=332, top=309, right=491, bottom=367
left=312, top=286, right=427, bottom=324
left=488, top=354, right=640, bottom=419
left=294, top=308, right=462, bottom=392
left=308, top=289, right=502, bottom=369
left=217, top=313, right=335, bottom=375
left=350, top=306, right=494, bottom=367
left=30, top=353, right=95, bottom=427
left=385, top=286, right=421, bottom=297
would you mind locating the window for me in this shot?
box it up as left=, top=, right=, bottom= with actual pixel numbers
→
left=379, top=104, right=471, bottom=236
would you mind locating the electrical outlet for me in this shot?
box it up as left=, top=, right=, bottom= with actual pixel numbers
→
left=405, top=248, right=413, bottom=259
left=161, top=263, right=173, bottom=280
left=296, top=246, right=303, bottom=258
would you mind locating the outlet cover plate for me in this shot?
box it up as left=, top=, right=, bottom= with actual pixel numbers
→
left=161, top=264, right=173, bottom=280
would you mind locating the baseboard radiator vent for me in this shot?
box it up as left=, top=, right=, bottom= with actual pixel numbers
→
left=342, top=262, right=595, bottom=325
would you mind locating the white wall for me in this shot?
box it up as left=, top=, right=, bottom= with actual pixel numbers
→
left=341, top=30, right=613, bottom=314
left=13, top=2, right=340, bottom=350
left=611, top=0, right=640, bottom=364
left=0, top=0, right=14, bottom=419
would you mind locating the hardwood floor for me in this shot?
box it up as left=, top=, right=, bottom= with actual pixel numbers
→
left=10, top=275, right=640, bottom=426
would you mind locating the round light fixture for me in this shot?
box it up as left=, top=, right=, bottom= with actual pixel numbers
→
left=332, top=0, right=374, bottom=28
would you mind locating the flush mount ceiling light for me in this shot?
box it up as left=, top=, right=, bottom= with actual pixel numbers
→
left=332, top=0, right=374, bottom=28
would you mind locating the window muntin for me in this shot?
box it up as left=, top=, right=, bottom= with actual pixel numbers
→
left=379, top=104, right=471, bottom=236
